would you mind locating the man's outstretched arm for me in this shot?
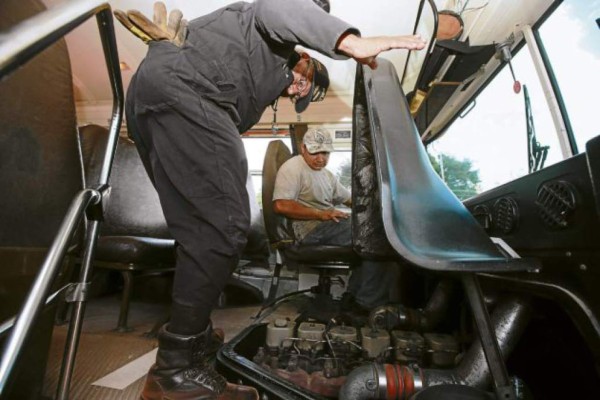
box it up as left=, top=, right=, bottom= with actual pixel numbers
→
left=273, top=199, right=349, bottom=223
left=336, top=32, right=426, bottom=69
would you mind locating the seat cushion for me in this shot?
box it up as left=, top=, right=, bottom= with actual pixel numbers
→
left=284, top=244, right=358, bottom=265
left=95, top=236, right=175, bottom=266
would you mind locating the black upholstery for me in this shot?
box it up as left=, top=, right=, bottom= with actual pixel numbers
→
left=261, top=140, right=357, bottom=265
left=81, top=124, right=270, bottom=265
left=79, top=124, right=175, bottom=331
left=0, top=0, right=83, bottom=397
left=80, top=125, right=270, bottom=329
left=352, top=60, right=539, bottom=273
left=79, top=124, right=174, bottom=258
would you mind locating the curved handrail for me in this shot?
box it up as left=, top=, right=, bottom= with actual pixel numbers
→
left=400, top=0, right=439, bottom=96
left=0, top=1, right=123, bottom=397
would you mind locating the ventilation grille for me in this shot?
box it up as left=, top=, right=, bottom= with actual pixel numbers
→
left=494, top=197, right=519, bottom=234
left=472, top=204, right=492, bottom=231
left=536, top=181, right=577, bottom=229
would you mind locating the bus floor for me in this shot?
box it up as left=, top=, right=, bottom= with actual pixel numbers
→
left=41, top=294, right=300, bottom=400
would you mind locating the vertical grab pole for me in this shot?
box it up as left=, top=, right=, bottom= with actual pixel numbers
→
left=55, top=8, right=123, bottom=400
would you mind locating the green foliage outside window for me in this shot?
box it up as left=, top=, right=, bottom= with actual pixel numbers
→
left=334, top=152, right=480, bottom=201
left=428, top=153, right=481, bottom=200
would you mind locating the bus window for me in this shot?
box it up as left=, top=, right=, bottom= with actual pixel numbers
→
left=537, top=0, right=600, bottom=151
left=328, top=149, right=352, bottom=190
left=428, top=46, right=564, bottom=197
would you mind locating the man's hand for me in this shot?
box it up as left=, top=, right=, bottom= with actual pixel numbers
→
left=337, top=33, right=427, bottom=69
left=273, top=200, right=350, bottom=222
left=318, top=208, right=350, bottom=223
left=114, top=1, right=187, bottom=47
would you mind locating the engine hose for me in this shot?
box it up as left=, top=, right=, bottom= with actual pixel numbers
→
left=369, top=279, right=455, bottom=331
left=339, top=363, right=421, bottom=400
left=341, top=296, right=532, bottom=399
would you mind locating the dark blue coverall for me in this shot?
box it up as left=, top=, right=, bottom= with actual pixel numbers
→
left=125, top=0, right=359, bottom=332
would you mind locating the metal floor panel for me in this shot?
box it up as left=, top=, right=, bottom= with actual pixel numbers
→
left=40, top=293, right=292, bottom=400
left=43, top=327, right=154, bottom=400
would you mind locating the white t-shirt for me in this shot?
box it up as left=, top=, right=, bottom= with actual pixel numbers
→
left=273, top=155, right=351, bottom=240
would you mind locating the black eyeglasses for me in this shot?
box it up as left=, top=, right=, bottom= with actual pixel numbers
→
left=291, top=60, right=312, bottom=100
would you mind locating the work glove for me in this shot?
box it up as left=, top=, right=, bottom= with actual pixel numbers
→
left=113, top=1, right=187, bottom=47
left=312, top=0, right=331, bottom=13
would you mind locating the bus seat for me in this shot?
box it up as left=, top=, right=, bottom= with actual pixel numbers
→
left=79, top=124, right=175, bottom=332
left=261, top=140, right=358, bottom=302
left=79, top=125, right=271, bottom=330
left=0, top=0, right=83, bottom=397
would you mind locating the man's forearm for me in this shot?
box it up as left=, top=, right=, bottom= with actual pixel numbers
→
left=273, top=199, right=323, bottom=220
left=336, top=32, right=426, bottom=69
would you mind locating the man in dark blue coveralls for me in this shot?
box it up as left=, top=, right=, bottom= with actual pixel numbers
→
left=117, top=0, right=425, bottom=398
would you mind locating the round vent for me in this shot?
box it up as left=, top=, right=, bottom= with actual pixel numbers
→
left=536, top=181, right=577, bottom=229
left=494, top=197, right=519, bottom=234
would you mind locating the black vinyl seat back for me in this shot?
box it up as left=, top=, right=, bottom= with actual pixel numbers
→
left=78, top=125, right=174, bottom=331
left=80, top=124, right=269, bottom=264
left=352, top=60, right=538, bottom=273
left=79, top=124, right=170, bottom=239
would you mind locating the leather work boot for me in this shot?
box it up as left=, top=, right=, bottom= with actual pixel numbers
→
left=206, top=326, right=224, bottom=366
left=140, top=324, right=258, bottom=400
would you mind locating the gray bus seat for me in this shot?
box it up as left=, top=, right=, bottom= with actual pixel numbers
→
left=262, top=140, right=357, bottom=266
left=261, top=140, right=358, bottom=305
left=79, top=124, right=175, bottom=332
left=79, top=125, right=270, bottom=330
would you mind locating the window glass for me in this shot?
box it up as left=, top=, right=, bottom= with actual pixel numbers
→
left=243, top=137, right=292, bottom=172
left=429, top=46, right=563, bottom=198
left=328, top=150, right=352, bottom=190
left=537, top=0, right=600, bottom=151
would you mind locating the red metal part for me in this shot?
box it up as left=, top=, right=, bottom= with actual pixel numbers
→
left=385, top=364, right=416, bottom=400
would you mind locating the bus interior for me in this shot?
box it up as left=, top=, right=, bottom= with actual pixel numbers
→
left=0, top=0, right=599, bottom=399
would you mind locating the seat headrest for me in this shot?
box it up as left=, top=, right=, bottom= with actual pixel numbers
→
left=261, top=140, right=292, bottom=244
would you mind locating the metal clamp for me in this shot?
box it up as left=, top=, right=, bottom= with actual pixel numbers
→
left=64, top=282, right=90, bottom=303
left=85, top=184, right=110, bottom=221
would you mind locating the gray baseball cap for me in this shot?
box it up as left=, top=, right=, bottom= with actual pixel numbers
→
left=303, top=128, right=334, bottom=154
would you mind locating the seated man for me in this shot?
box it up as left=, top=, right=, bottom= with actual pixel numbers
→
left=273, top=128, right=396, bottom=311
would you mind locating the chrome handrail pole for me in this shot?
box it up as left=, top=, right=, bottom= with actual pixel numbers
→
left=0, top=0, right=109, bottom=79
left=97, top=8, right=125, bottom=186
left=0, top=1, right=124, bottom=398
left=56, top=219, right=101, bottom=400
left=56, top=8, right=124, bottom=398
